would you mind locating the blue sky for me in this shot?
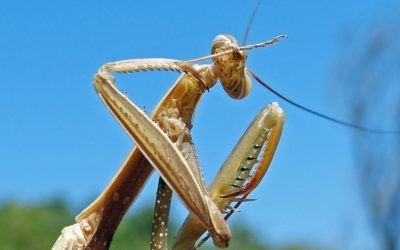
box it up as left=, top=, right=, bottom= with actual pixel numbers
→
left=1, top=1, right=399, bottom=249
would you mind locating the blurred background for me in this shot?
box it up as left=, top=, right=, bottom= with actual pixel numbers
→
left=0, top=0, right=399, bottom=249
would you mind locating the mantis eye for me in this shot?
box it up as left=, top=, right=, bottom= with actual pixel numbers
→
left=222, top=73, right=252, bottom=99
left=211, top=34, right=238, bottom=54
left=211, top=34, right=252, bottom=100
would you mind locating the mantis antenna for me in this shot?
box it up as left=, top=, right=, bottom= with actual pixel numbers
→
left=248, top=69, right=400, bottom=134
left=242, top=0, right=262, bottom=46
left=241, top=0, right=400, bottom=135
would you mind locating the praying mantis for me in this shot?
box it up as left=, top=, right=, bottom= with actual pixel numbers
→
left=51, top=0, right=290, bottom=248
left=52, top=31, right=286, bottom=249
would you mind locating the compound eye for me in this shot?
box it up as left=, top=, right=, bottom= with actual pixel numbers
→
left=211, top=34, right=238, bottom=55
left=222, top=73, right=252, bottom=100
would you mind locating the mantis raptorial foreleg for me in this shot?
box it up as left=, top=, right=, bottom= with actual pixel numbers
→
left=94, top=59, right=232, bottom=248
left=151, top=117, right=207, bottom=250
left=173, top=102, right=284, bottom=249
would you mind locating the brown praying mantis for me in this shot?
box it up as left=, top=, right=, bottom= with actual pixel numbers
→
left=52, top=29, right=286, bottom=249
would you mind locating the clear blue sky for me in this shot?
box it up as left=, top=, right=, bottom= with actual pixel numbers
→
left=1, top=1, right=398, bottom=249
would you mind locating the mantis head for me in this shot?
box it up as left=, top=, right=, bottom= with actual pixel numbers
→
left=211, top=34, right=252, bottom=100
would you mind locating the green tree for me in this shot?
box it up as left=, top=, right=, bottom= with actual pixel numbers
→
left=0, top=200, right=73, bottom=250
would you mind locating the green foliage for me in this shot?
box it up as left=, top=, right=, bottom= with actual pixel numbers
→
left=0, top=200, right=315, bottom=249
left=0, top=200, right=73, bottom=250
